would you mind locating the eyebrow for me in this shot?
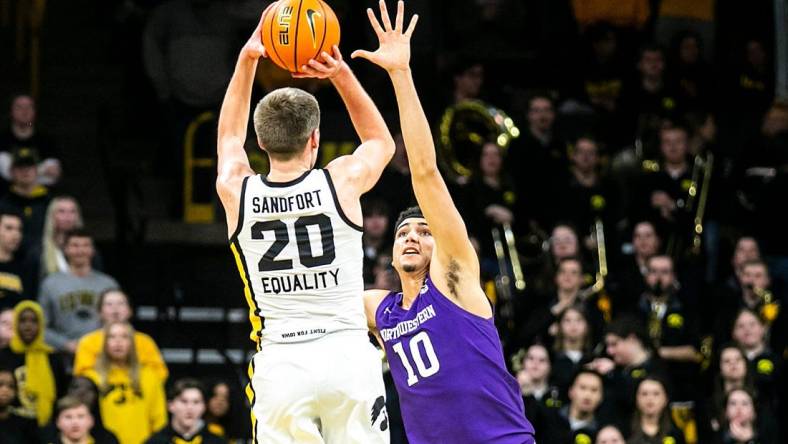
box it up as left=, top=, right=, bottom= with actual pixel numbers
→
left=396, top=222, right=429, bottom=231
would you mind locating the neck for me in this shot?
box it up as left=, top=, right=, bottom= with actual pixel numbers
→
left=268, top=158, right=312, bottom=181
left=563, top=337, right=583, bottom=351
left=664, top=161, right=687, bottom=174
left=743, top=291, right=760, bottom=307
left=530, top=126, right=549, bottom=142
left=482, top=174, right=500, bottom=188
left=641, top=413, right=661, bottom=427
left=557, top=288, right=578, bottom=302
left=0, top=405, right=9, bottom=419
left=12, top=183, right=36, bottom=196
left=643, top=76, right=662, bottom=92
left=59, top=435, right=88, bottom=444
left=572, top=168, right=597, bottom=187
left=631, top=349, right=650, bottom=367
left=724, top=379, right=744, bottom=392
left=569, top=404, right=593, bottom=422
left=11, top=122, right=34, bottom=139
left=400, top=270, right=428, bottom=309
left=0, top=247, right=12, bottom=262
left=744, top=343, right=764, bottom=358
left=172, top=420, right=202, bottom=438
left=69, top=263, right=92, bottom=277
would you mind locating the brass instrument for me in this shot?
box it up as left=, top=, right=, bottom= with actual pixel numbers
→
left=503, top=222, right=526, bottom=291
left=492, top=227, right=513, bottom=317
left=438, top=99, right=520, bottom=182
left=579, top=195, right=612, bottom=322
left=689, top=153, right=713, bottom=255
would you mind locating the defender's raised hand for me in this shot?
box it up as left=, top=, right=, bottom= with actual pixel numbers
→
left=351, top=0, right=418, bottom=73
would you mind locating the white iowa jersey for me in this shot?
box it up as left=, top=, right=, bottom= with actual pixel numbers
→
left=230, top=169, right=366, bottom=345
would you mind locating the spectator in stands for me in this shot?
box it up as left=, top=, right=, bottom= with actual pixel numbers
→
left=628, top=377, right=685, bottom=444
left=588, top=316, right=669, bottom=419
left=0, top=94, right=61, bottom=187
left=463, top=142, right=518, bottom=270
left=512, top=344, right=561, bottom=441
left=552, top=305, right=595, bottom=398
left=0, top=210, right=31, bottom=310
left=34, top=196, right=101, bottom=279
left=655, top=1, right=716, bottom=63
left=619, top=45, right=679, bottom=154
left=83, top=321, right=166, bottom=444
left=596, top=425, right=626, bottom=444
left=520, top=257, right=604, bottom=347
left=74, top=289, right=168, bottom=381
left=450, top=58, right=484, bottom=105
left=610, top=221, right=661, bottom=315
left=367, top=133, right=415, bottom=224
left=559, top=136, right=620, bottom=241
left=716, top=388, right=777, bottom=444
left=362, top=198, right=392, bottom=287
left=51, top=396, right=118, bottom=444
left=708, top=345, right=756, bottom=433
left=50, top=376, right=119, bottom=443
left=544, top=369, right=605, bottom=443
left=667, top=31, right=713, bottom=113
left=639, top=256, right=699, bottom=355
left=0, top=308, right=12, bottom=349
left=0, top=366, right=39, bottom=444
left=0, top=148, right=52, bottom=250
left=204, top=379, right=249, bottom=441
left=146, top=378, right=225, bottom=444
left=730, top=309, right=781, bottom=413
left=0, top=300, right=67, bottom=426
left=38, top=229, right=118, bottom=353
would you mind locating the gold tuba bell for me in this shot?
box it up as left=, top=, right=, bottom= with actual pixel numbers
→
left=438, top=99, right=520, bottom=182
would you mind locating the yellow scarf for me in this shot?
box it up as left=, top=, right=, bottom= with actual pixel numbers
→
left=10, top=301, right=56, bottom=426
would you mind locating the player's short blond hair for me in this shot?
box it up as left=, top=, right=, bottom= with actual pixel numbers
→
left=253, top=88, right=320, bottom=161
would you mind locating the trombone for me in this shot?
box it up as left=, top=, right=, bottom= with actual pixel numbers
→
left=492, top=222, right=526, bottom=295
left=579, top=195, right=612, bottom=322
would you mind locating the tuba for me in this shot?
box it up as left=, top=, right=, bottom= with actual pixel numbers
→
left=438, top=99, right=520, bottom=182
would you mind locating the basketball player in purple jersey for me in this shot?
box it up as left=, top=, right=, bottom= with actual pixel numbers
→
left=354, top=1, right=536, bottom=443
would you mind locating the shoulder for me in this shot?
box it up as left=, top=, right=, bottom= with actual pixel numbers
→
left=77, top=330, right=103, bottom=347
left=134, top=332, right=161, bottom=350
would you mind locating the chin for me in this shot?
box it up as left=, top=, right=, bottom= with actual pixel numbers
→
left=402, top=264, right=417, bottom=273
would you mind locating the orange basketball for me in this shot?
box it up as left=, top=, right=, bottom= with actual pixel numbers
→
left=261, top=0, right=341, bottom=73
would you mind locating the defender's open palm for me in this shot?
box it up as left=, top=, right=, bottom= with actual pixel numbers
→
left=351, top=0, right=418, bottom=73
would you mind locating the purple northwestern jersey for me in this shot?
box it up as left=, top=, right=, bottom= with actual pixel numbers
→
left=376, top=277, right=536, bottom=443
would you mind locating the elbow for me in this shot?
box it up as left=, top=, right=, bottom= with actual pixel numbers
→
left=411, top=166, right=441, bottom=181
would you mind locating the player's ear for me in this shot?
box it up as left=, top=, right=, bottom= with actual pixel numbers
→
left=311, top=128, right=320, bottom=149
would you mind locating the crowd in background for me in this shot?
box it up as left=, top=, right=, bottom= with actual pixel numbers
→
left=1, top=0, right=787, bottom=443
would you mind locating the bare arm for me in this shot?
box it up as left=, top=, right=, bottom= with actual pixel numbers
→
left=216, top=11, right=269, bottom=237
left=296, top=49, right=395, bottom=194
left=353, top=1, right=490, bottom=318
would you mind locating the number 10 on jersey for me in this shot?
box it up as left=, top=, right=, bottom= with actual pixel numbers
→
left=391, top=331, right=441, bottom=386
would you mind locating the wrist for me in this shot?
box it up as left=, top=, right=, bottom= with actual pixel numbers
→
left=388, top=67, right=412, bottom=79
left=329, top=62, right=352, bottom=83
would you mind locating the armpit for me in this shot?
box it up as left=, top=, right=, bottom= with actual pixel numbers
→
left=445, top=259, right=461, bottom=297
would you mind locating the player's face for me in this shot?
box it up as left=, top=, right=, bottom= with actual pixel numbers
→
left=392, top=218, right=433, bottom=274
left=100, top=292, right=131, bottom=324
left=636, top=380, right=667, bottom=417
left=56, top=405, right=93, bottom=441
left=720, top=348, right=747, bottom=381
left=569, top=373, right=602, bottom=414
left=0, top=215, right=23, bottom=253
left=170, top=388, right=206, bottom=430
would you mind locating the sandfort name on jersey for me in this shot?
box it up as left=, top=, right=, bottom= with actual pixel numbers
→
left=251, top=190, right=323, bottom=214
left=261, top=268, right=340, bottom=294
left=379, top=304, right=437, bottom=342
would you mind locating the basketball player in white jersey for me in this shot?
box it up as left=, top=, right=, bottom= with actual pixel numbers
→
left=215, top=9, right=395, bottom=444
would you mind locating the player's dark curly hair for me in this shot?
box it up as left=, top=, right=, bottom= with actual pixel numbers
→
left=394, top=206, right=424, bottom=231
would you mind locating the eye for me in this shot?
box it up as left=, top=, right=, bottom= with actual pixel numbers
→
left=396, top=231, right=407, bottom=238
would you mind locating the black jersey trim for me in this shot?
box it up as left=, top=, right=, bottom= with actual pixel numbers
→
left=233, top=238, right=266, bottom=343
left=261, top=169, right=312, bottom=187
left=229, top=176, right=251, bottom=243
left=322, top=169, right=364, bottom=232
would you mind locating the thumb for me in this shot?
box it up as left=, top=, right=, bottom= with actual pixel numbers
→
left=351, top=50, right=374, bottom=60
